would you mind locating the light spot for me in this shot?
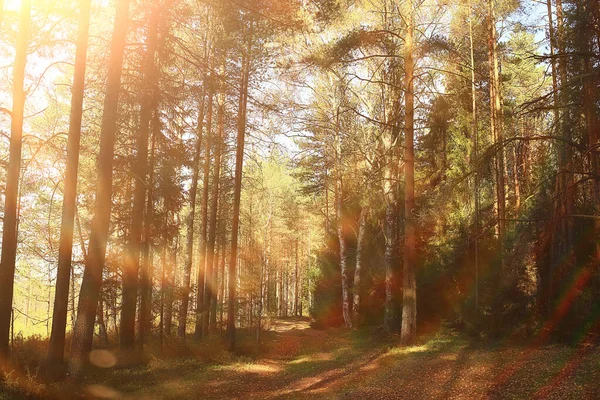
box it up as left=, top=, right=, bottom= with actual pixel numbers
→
left=85, top=384, right=121, bottom=399
left=89, top=349, right=117, bottom=368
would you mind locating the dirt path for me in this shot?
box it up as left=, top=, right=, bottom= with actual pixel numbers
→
left=74, top=318, right=600, bottom=399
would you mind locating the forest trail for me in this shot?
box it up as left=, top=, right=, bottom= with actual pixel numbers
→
left=70, top=318, right=600, bottom=400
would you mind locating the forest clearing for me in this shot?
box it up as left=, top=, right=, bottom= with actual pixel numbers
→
left=1, top=0, right=600, bottom=398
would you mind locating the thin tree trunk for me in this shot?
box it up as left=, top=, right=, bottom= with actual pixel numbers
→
left=165, top=233, right=177, bottom=336
left=401, top=5, right=417, bottom=347
left=335, top=105, right=351, bottom=328
left=48, top=0, right=91, bottom=368
left=294, top=239, right=299, bottom=316
left=69, top=0, right=129, bottom=375
left=179, top=85, right=206, bottom=339
left=194, top=88, right=213, bottom=341
left=0, top=0, right=30, bottom=359
left=159, top=228, right=167, bottom=347
left=203, top=85, right=224, bottom=337
left=139, top=110, right=158, bottom=347
left=121, top=2, right=160, bottom=350
left=488, top=0, right=506, bottom=266
left=556, top=0, right=574, bottom=257
left=469, top=0, right=480, bottom=311
left=352, top=206, right=367, bottom=327
left=227, top=21, right=252, bottom=351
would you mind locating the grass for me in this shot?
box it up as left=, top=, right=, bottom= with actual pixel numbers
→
left=2, top=318, right=600, bottom=399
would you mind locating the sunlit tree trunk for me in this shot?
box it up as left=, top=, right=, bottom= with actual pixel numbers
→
left=47, top=0, right=91, bottom=368
left=488, top=0, right=506, bottom=269
left=139, top=108, right=158, bottom=347
left=468, top=0, right=480, bottom=311
left=179, top=83, right=206, bottom=339
left=0, top=0, right=29, bottom=360
left=69, top=0, right=129, bottom=375
left=294, top=239, right=299, bottom=316
left=203, top=84, right=224, bottom=337
left=121, top=1, right=160, bottom=350
left=352, top=206, right=367, bottom=327
left=227, top=20, right=252, bottom=351
left=138, top=107, right=160, bottom=347
left=194, top=87, right=214, bottom=341
left=400, top=4, right=416, bottom=347
left=334, top=107, right=352, bottom=328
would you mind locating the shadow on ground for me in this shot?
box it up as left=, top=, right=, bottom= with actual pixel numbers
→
left=4, top=318, right=600, bottom=399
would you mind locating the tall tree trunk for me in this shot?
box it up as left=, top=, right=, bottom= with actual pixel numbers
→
left=334, top=97, right=351, bottom=328
left=0, top=0, right=29, bottom=360
left=178, top=85, right=206, bottom=339
left=227, top=21, right=252, bottom=351
left=556, top=0, right=573, bottom=259
left=210, top=240, right=221, bottom=331
left=139, top=107, right=158, bottom=347
left=400, top=5, right=417, bottom=347
left=382, top=59, right=402, bottom=334
left=581, top=0, right=600, bottom=271
left=544, top=0, right=560, bottom=316
left=469, top=0, right=480, bottom=311
left=47, top=0, right=91, bottom=368
left=69, top=0, right=129, bottom=375
left=352, top=206, right=367, bottom=327
left=294, top=239, right=299, bottom=316
left=159, top=224, right=167, bottom=346
left=194, top=88, right=214, bottom=341
left=202, top=86, right=224, bottom=337
left=165, top=232, right=177, bottom=336
left=488, top=0, right=506, bottom=268
left=121, top=2, right=160, bottom=350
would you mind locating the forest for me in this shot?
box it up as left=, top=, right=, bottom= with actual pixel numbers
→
left=0, top=0, right=599, bottom=398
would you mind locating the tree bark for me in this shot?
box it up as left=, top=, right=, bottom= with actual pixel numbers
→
left=47, top=0, right=91, bottom=368
left=202, top=84, right=224, bottom=337
left=139, top=107, right=158, bottom=347
left=468, top=0, right=480, bottom=311
left=121, top=1, right=160, bottom=350
left=69, top=0, right=129, bottom=375
left=194, top=87, right=214, bottom=341
left=400, top=5, right=417, bottom=347
left=488, top=0, right=506, bottom=267
left=227, top=20, right=252, bottom=351
left=178, top=84, right=206, bottom=339
left=0, top=0, right=29, bottom=360
left=352, top=206, right=367, bottom=327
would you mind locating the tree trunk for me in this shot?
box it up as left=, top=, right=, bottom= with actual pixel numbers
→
left=194, top=87, right=214, bottom=341
left=468, top=0, right=480, bottom=311
left=47, top=0, right=91, bottom=368
left=335, top=102, right=352, bottom=328
left=0, top=0, right=30, bottom=359
left=179, top=84, right=206, bottom=339
left=556, top=0, right=574, bottom=258
left=227, top=21, right=252, bottom=351
left=165, top=233, right=177, bottom=336
left=121, top=2, right=160, bottom=350
left=488, top=0, right=506, bottom=268
left=401, top=6, right=417, bottom=347
left=202, top=85, right=224, bottom=337
left=139, top=109, right=158, bottom=347
left=69, top=0, right=129, bottom=375
left=294, top=239, right=299, bottom=316
left=352, top=206, right=367, bottom=327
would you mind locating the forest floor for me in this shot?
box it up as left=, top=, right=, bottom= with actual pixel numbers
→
left=3, top=317, right=600, bottom=399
